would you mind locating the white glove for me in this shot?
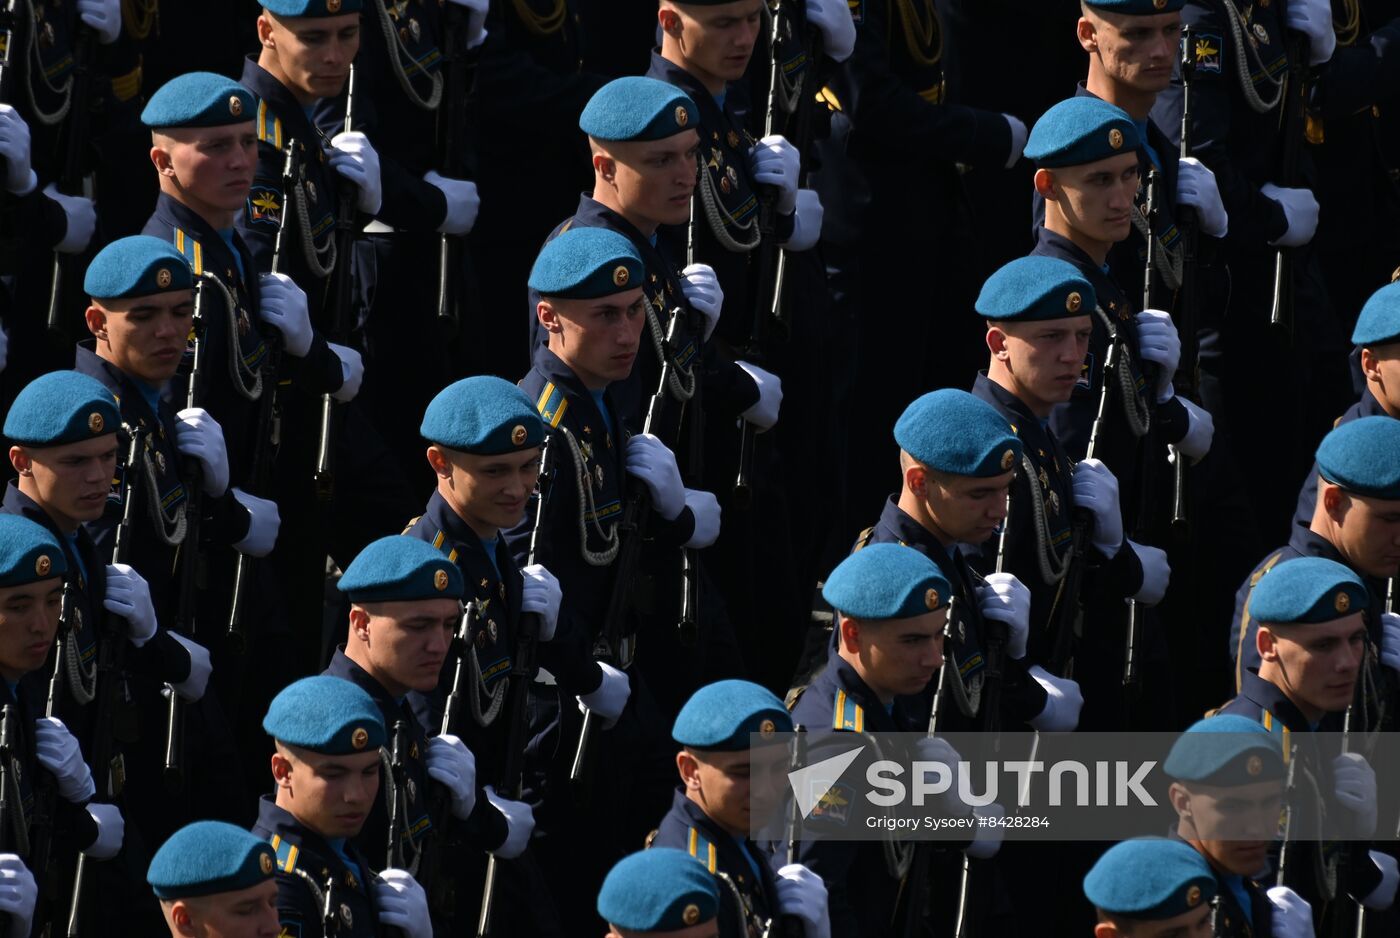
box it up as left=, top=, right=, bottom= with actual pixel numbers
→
left=423, top=170, right=479, bottom=235
left=33, top=717, right=94, bottom=804
left=1175, top=157, right=1228, bottom=238
left=774, top=863, right=831, bottom=938
left=174, top=407, right=230, bottom=497
left=966, top=803, right=1005, bottom=860
left=1128, top=540, right=1170, bottom=605
left=748, top=135, right=800, bottom=215
left=0, top=855, right=35, bottom=938
left=682, top=488, right=721, bottom=549
left=425, top=734, right=477, bottom=821
left=373, top=869, right=431, bottom=938
left=975, top=572, right=1030, bottom=659
left=1004, top=114, right=1028, bottom=169
left=912, top=736, right=966, bottom=813
left=82, top=803, right=123, bottom=859
left=1284, top=0, right=1336, bottom=65
left=328, top=131, right=383, bottom=216
left=1134, top=310, right=1181, bottom=404
left=44, top=183, right=95, bottom=254
left=679, top=263, right=723, bottom=342
left=737, top=360, right=783, bottom=431
left=1260, top=183, right=1319, bottom=248
left=625, top=433, right=685, bottom=521
left=1333, top=752, right=1378, bottom=837
left=1174, top=398, right=1215, bottom=464
left=169, top=633, right=211, bottom=702
left=484, top=785, right=535, bottom=858
left=1380, top=612, right=1400, bottom=676
left=804, top=0, right=855, bottom=62
left=577, top=661, right=630, bottom=729
left=1266, top=886, right=1314, bottom=938
left=1026, top=665, right=1083, bottom=732
left=0, top=106, right=35, bottom=196
left=520, top=564, right=561, bottom=642
left=1071, top=458, right=1123, bottom=559
left=1363, top=852, right=1399, bottom=910
left=257, top=272, right=313, bottom=357
left=328, top=342, right=364, bottom=402
left=103, top=563, right=158, bottom=648
left=77, top=0, right=121, bottom=44
left=782, top=188, right=824, bottom=252
left=231, top=487, right=280, bottom=557
left=445, top=0, right=489, bottom=48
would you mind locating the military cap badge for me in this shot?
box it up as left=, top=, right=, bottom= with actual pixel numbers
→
left=1246, top=755, right=1262, bottom=777
left=613, top=265, right=629, bottom=287
left=1001, top=449, right=1015, bottom=471
left=1336, top=591, right=1350, bottom=613
left=675, top=105, right=689, bottom=128
left=925, top=588, right=940, bottom=610
left=434, top=570, right=449, bottom=592
left=229, top=96, right=243, bottom=117
left=351, top=727, right=369, bottom=750
left=1186, top=885, right=1201, bottom=907
left=156, top=268, right=173, bottom=289
left=88, top=412, right=104, bottom=434
left=259, top=853, right=274, bottom=875
left=511, top=425, right=527, bottom=446
left=682, top=904, right=700, bottom=926
left=1108, top=128, right=1124, bottom=150
left=35, top=555, right=50, bottom=576
left=1066, top=291, right=1083, bottom=313
left=759, top=719, right=776, bottom=737
left=327, top=0, right=343, bottom=10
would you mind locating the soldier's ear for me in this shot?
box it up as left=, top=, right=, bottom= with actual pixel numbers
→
left=1166, top=781, right=1193, bottom=819
left=1032, top=168, right=1058, bottom=201
left=426, top=445, right=452, bottom=480
left=149, top=144, right=175, bottom=177
left=1320, top=482, right=1346, bottom=518
left=986, top=325, right=1011, bottom=361
left=658, top=5, right=683, bottom=38
left=1092, top=923, right=1122, bottom=938
left=256, top=13, right=277, bottom=48
left=169, top=902, right=196, bottom=936
left=8, top=447, right=29, bottom=477
left=270, top=750, right=294, bottom=788
left=83, top=305, right=108, bottom=342
left=904, top=463, right=927, bottom=499
left=837, top=615, right=862, bottom=652
left=538, top=300, right=564, bottom=335
left=677, top=749, right=701, bottom=788
left=1256, top=625, right=1280, bottom=662
left=592, top=152, right=616, bottom=184
left=1076, top=16, right=1098, bottom=53
left=347, top=605, right=371, bottom=641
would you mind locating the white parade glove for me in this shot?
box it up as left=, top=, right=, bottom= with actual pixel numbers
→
left=912, top=736, right=967, bottom=813
left=774, top=863, right=831, bottom=938
left=0, top=106, right=35, bottom=196
left=1026, top=665, right=1083, bottom=732
left=1174, top=398, right=1215, bottom=464
left=423, top=171, right=479, bottom=235
left=445, top=0, right=489, bottom=48
left=44, top=184, right=95, bottom=254
left=975, top=572, right=1030, bottom=659
left=1071, top=458, right=1123, bottom=559
left=1380, top=612, right=1400, bottom=676
left=77, top=0, right=121, bottom=44
left=1266, top=886, right=1314, bottom=938
left=174, top=407, right=230, bottom=497
left=748, top=135, right=800, bottom=215
left=1003, top=114, right=1028, bottom=169
left=33, top=717, right=94, bottom=804
left=1363, top=852, right=1399, bottom=910
left=679, top=263, right=723, bottom=342
left=520, top=564, right=561, bottom=642
left=1260, top=183, right=1319, bottom=248
left=782, top=188, right=824, bottom=252
left=577, top=661, right=630, bottom=729
left=328, top=131, right=383, bottom=216
left=804, top=0, right=855, bottom=62
left=737, top=360, right=783, bottom=431
left=1285, top=0, right=1336, bottom=64
left=682, top=488, right=721, bottom=549
left=0, top=855, right=35, bottom=938
left=1333, top=752, right=1378, bottom=837
left=373, top=869, right=431, bottom=938
left=169, top=633, right=211, bottom=702
left=257, top=272, right=313, bottom=357
left=425, top=734, right=477, bottom=821
left=1175, top=157, right=1228, bottom=238
left=328, top=342, right=364, bottom=402
left=82, top=804, right=123, bottom=859
left=625, top=433, right=686, bottom=521
left=0, top=323, right=8, bottom=375
left=484, top=786, right=535, bottom=858
left=1133, top=310, right=1181, bottom=403
left=231, top=487, right=280, bottom=557
left=103, top=563, right=158, bottom=647
left=1128, top=540, right=1170, bottom=605
left=966, top=803, right=1005, bottom=860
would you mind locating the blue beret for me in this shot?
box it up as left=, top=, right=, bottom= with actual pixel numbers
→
left=672, top=680, right=793, bottom=751
left=1086, top=0, right=1184, bottom=12
left=261, top=0, right=362, bottom=16
left=5, top=371, right=121, bottom=447
left=143, top=72, right=259, bottom=129
left=597, top=848, right=718, bottom=931
left=0, top=516, right=67, bottom=588
left=421, top=376, right=544, bottom=455
left=1352, top=281, right=1400, bottom=347
left=1025, top=97, right=1142, bottom=168
left=1250, top=556, right=1369, bottom=626
left=976, top=256, right=1097, bottom=322
left=263, top=676, right=386, bottom=754
left=1315, top=416, right=1400, bottom=500
left=338, top=535, right=463, bottom=603
left=1164, top=715, right=1285, bottom=786
left=579, top=77, right=698, bottom=143
left=85, top=236, right=194, bottom=300
left=148, top=821, right=277, bottom=900
left=1084, top=838, right=1217, bottom=920
left=529, top=228, right=645, bottom=300
left=823, top=543, right=951, bottom=620
left=895, top=389, right=1022, bottom=477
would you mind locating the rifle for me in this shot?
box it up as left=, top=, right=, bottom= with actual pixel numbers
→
left=434, top=2, right=475, bottom=338
left=1171, top=27, right=1202, bottom=539
left=678, top=198, right=701, bottom=647
left=383, top=717, right=410, bottom=876
left=1275, top=742, right=1298, bottom=887
left=45, top=24, right=96, bottom=343
left=776, top=725, right=807, bottom=938
left=0, top=704, right=28, bottom=938
left=1326, top=708, right=1361, bottom=937
left=1269, top=31, right=1311, bottom=336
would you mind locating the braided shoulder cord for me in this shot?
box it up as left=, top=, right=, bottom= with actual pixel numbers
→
left=1092, top=306, right=1152, bottom=439
left=556, top=426, right=621, bottom=567
left=467, top=645, right=507, bottom=727
left=697, top=156, right=762, bottom=253
left=61, top=601, right=95, bottom=706
left=22, top=0, right=73, bottom=126
left=139, top=443, right=188, bottom=548
left=1131, top=209, right=1184, bottom=291
left=292, top=174, right=337, bottom=279
left=644, top=305, right=697, bottom=403
left=370, top=0, right=443, bottom=111
left=201, top=272, right=264, bottom=402
left=1021, top=453, right=1072, bottom=586
left=1221, top=0, right=1285, bottom=113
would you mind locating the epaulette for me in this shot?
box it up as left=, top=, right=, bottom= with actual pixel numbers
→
left=535, top=382, right=568, bottom=429
left=256, top=100, right=284, bottom=149
left=429, top=529, right=460, bottom=565
left=399, top=515, right=421, bottom=535
left=1258, top=709, right=1291, bottom=762
left=853, top=526, right=875, bottom=550
left=833, top=688, right=864, bottom=733
left=685, top=827, right=718, bottom=873
left=269, top=833, right=299, bottom=874
left=172, top=228, right=205, bottom=276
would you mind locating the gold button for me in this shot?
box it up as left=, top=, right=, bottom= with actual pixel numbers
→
left=682, top=904, right=700, bottom=925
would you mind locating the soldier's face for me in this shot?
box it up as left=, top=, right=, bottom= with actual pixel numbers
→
left=1080, top=9, right=1183, bottom=94
left=273, top=746, right=381, bottom=839
left=679, top=744, right=790, bottom=837
left=921, top=469, right=1014, bottom=546
left=1096, top=903, right=1213, bottom=938
left=1258, top=614, right=1367, bottom=719
left=1043, top=154, right=1143, bottom=246
left=841, top=610, right=946, bottom=702
left=1169, top=779, right=1281, bottom=877
left=168, top=880, right=281, bottom=938
left=152, top=124, right=259, bottom=218
left=599, top=133, right=700, bottom=230
left=11, top=438, right=119, bottom=530
left=662, top=0, right=763, bottom=86
left=539, top=289, right=648, bottom=390
left=0, top=578, right=62, bottom=683
left=989, top=318, right=1094, bottom=415
left=258, top=12, right=360, bottom=104
left=606, top=921, right=720, bottom=938
left=352, top=599, right=459, bottom=695
left=1325, top=488, right=1400, bottom=579
left=87, top=291, right=196, bottom=386
left=431, top=446, right=542, bottom=536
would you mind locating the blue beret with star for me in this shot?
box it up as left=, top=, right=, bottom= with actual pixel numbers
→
left=1164, top=715, right=1285, bottom=786
left=1249, top=556, right=1369, bottom=627
left=143, top=72, right=259, bottom=129
left=580, top=76, right=698, bottom=143
left=976, top=256, right=1097, bottom=322
left=85, top=236, right=194, bottom=300
left=261, top=0, right=362, bottom=17
left=148, top=821, right=277, bottom=900
left=672, top=680, right=793, bottom=751
left=1025, top=96, right=1142, bottom=168
left=822, top=543, right=951, bottom=620
left=1352, top=281, right=1400, bottom=347
left=597, top=848, right=719, bottom=931
left=263, top=676, right=385, bottom=754
left=0, top=515, right=67, bottom=588
left=338, top=535, right=464, bottom=604
left=1084, top=838, right=1217, bottom=920
left=1315, top=416, right=1400, bottom=500
left=1086, top=0, right=1184, bottom=13
left=529, top=228, right=645, bottom=300
left=421, top=376, right=544, bottom=455
left=4, top=371, right=121, bottom=447
left=895, top=389, right=1022, bottom=477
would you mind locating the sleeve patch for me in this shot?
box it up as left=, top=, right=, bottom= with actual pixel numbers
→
left=248, top=185, right=283, bottom=228
left=1193, top=33, right=1222, bottom=74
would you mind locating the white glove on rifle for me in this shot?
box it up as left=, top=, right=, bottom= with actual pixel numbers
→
left=44, top=183, right=96, bottom=254
left=679, top=263, right=723, bottom=343
left=328, top=131, right=383, bottom=216
left=1362, top=851, right=1399, bottom=910
left=1174, top=398, right=1215, bottom=464
left=231, top=487, right=280, bottom=557
left=520, top=564, right=561, bottom=642
left=682, top=489, right=721, bottom=549
left=748, top=135, right=800, bottom=214
left=174, top=407, right=231, bottom=497
left=774, top=863, right=831, bottom=938
left=1333, top=752, right=1377, bottom=837
left=328, top=343, right=364, bottom=402
left=1133, top=310, right=1180, bottom=404
left=0, top=106, right=36, bottom=196
left=445, top=0, right=489, bottom=48
left=1026, top=666, right=1083, bottom=733
left=782, top=188, right=823, bottom=252
left=34, top=717, right=94, bottom=803
left=103, top=563, right=158, bottom=648
left=975, top=572, right=1030, bottom=660
left=737, top=361, right=783, bottom=431
left=804, top=0, right=855, bottom=62
left=577, top=661, right=630, bottom=728
left=484, top=786, right=535, bottom=858
left=1284, top=0, right=1336, bottom=65
left=425, top=734, right=477, bottom=820
left=0, top=855, right=36, bottom=938
left=77, top=0, right=122, bottom=44
left=1128, top=540, right=1170, bottom=606
left=1261, top=183, right=1319, bottom=248
left=1071, top=458, right=1123, bottom=559
left=169, top=633, right=212, bottom=702
left=1175, top=157, right=1228, bottom=238
left=257, top=272, right=314, bottom=357
left=625, top=433, right=686, bottom=521
left=82, top=803, right=123, bottom=859
left=1266, top=886, right=1314, bottom=938
left=423, top=171, right=480, bottom=235
left=1003, top=114, right=1028, bottom=169
left=373, top=869, right=431, bottom=938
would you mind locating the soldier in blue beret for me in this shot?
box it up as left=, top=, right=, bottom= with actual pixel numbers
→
left=598, top=847, right=720, bottom=937
left=1082, top=837, right=1218, bottom=936
left=148, top=820, right=280, bottom=938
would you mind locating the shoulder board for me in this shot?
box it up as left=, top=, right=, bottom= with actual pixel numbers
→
left=172, top=228, right=205, bottom=275
left=686, top=827, right=718, bottom=873
left=429, top=529, right=460, bottom=564
left=399, top=515, right=421, bottom=535
left=833, top=687, right=864, bottom=732
left=1258, top=709, right=1291, bottom=760
left=535, top=382, right=569, bottom=428
left=257, top=100, right=284, bottom=148
left=269, top=833, right=299, bottom=874
left=853, top=526, right=875, bottom=550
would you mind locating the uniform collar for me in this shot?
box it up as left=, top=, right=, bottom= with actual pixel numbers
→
left=876, top=496, right=951, bottom=560
left=325, top=646, right=405, bottom=719
left=647, top=49, right=735, bottom=127
left=240, top=57, right=318, bottom=142
left=148, top=192, right=253, bottom=281
left=821, top=646, right=901, bottom=730
left=1236, top=669, right=1313, bottom=733
left=73, top=342, right=170, bottom=429
left=973, top=372, right=1057, bottom=455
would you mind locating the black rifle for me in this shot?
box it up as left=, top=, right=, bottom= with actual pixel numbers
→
left=45, top=24, right=96, bottom=344
left=1269, top=31, right=1311, bottom=336
left=0, top=704, right=28, bottom=938
left=419, top=601, right=475, bottom=920
left=384, top=718, right=409, bottom=872
left=1171, top=27, right=1202, bottom=540
left=434, top=1, right=476, bottom=338
left=776, top=725, right=806, bottom=938
left=1325, top=708, right=1361, bottom=937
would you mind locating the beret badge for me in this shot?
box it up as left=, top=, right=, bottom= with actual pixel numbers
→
left=35, top=555, right=51, bottom=576
left=351, top=727, right=369, bottom=750
left=1108, top=128, right=1124, bottom=150
left=675, top=105, right=689, bottom=128
left=156, top=268, right=173, bottom=289
left=925, top=588, right=940, bottom=610
left=1186, top=885, right=1202, bottom=908
left=327, top=0, right=342, bottom=10
left=433, top=570, right=449, bottom=592
left=511, top=425, right=527, bottom=446
left=1246, top=755, right=1262, bottom=777
left=259, top=853, right=274, bottom=875
left=1000, top=449, right=1015, bottom=471
left=229, top=95, right=243, bottom=117
left=1065, top=291, right=1083, bottom=313
left=682, top=904, right=700, bottom=926
left=613, top=265, right=629, bottom=287
left=1154, top=0, right=1167, bottom=7
left=1335, top=591, right=1351, bottom=613
left=88, top=412, right=105, bottom=434
left=759, top=719, right=776, bottom=737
